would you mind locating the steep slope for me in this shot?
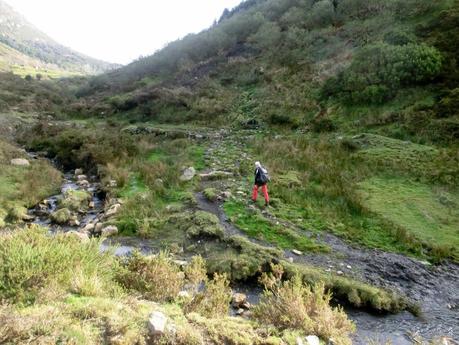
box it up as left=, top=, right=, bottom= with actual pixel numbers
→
left=0, top=0, right=118, bottom=77
left=75, top=0, right=458, bottom=145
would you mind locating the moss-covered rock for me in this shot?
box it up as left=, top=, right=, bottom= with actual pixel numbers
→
left=51, top=208, right=72, bottom=224
left=6, top=205, right=29, bottom=223
left=203, top=188, right=218, bottom=202
left=60, top=190, right=91, bottom=212
left=207, top=236, right=282, bottom=281
left=170, top=211, right=224, bottom=240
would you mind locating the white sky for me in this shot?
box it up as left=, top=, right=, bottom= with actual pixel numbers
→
left=5, top=0, right=242, bottom=64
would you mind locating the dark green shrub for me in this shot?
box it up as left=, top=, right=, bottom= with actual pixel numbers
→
left=323, top=43, right=442, bottom=103
left=384, top=29, right=416, bottom=46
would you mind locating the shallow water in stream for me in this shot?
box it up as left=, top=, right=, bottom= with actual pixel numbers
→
left=29, top=167, right=459, bottom=345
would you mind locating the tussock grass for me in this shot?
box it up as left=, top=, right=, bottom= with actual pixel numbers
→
left=0, top=226, right=119, bottom=304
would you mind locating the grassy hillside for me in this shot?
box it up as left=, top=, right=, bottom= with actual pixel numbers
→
left=0, top=0, right=118, bottom=76
left=58, top=0, right=458, bottom=261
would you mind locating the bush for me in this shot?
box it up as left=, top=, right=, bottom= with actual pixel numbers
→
left=0, top=226, right=118, bottom=304
left=323, top=43, right=442, bottom=103
left=184, top=273, right=232, bottom=318
left=117, top=251, right=184, bottom=302
left=254, top=265, right=355, bottom=345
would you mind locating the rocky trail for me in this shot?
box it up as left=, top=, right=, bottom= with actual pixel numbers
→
left=194, top=132, right=459, bottom=345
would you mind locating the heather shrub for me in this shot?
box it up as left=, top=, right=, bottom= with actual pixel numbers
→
left=116, top=251, right=184, bottom=302
left=184, top=273, right=232, bottom=318
left=253, top=265, right=355, bottom=345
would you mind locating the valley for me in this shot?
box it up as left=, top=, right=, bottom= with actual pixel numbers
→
left=0, top=0, right=458, bottom=344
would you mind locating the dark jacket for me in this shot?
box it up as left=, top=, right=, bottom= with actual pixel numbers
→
left=254, top=167, right=267, bottom=186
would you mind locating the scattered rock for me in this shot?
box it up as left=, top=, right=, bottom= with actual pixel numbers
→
left=77, top=180, right=90, bottom=188
left=296, top=337, right=305, bottom=345
left=178, top=291, right=191, bottom=299
left=76, top=174, right=88, bottom=181
left=346, top=265, right=352, bottom=269
left=288, top=257, right=294, bottom=263
left=69, top=217, right=80, bottom=227
left=236, top=308, right=245, bottom=316
left=221, top=191, right=232, bottom=199
left=94, top=222, right=103, bottom=233
left=101, top=225, right=118, bottom=237
left=74, top=168, right=84, bottom=175
left=180, top=167, right=196, bottom=181
left=231, top=293, right=248, bottom=309
left=65, top=231, right=90, bottom=243
left=148, top=311, right=168, bottom=337
left=82, top=223, right=95, bottom=232
left=292, top=249, right=303, bottom=256
left=89, top=201, right=95, bottom=208
left=105, top=203, right=121, bottom=218
left=10, top=158, right=30, bottom=166
left=199, top=170, right=233, bottom=181
left=305, top=335, right=320, bottom=345
left=337, top=270, right=344, bottom=276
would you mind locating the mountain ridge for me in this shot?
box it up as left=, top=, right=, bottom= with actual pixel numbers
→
left=0, top=0, right=119, bottom=77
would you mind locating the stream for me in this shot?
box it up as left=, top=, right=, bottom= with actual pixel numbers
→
left=28, top=165, right=459, bottom=345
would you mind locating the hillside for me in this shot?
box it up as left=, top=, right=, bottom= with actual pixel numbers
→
left=0, top=0, right=117, bottom=77
left=0, top=0, right=458, bottom=344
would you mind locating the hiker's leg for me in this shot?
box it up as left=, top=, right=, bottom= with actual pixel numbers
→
left=262, top=184, right=269, bottom=204
left=252, top=185, right=259, bottom=201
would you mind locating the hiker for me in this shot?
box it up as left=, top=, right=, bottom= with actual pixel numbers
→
left=252, top=161, right=270, bottom=206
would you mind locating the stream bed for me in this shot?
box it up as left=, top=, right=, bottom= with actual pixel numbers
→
left=28, top=168, right=459, bottom=345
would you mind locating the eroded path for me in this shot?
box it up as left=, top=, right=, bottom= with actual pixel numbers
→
left=195, top=131, right=459, bottom=344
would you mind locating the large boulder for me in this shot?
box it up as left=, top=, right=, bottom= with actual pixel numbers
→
left=148, top=311, right=168, bottom=337
left=10, top=158, right=30, bottom=167
left=180, top=167, right=196, bottom=181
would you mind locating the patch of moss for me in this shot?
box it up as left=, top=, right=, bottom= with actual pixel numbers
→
left=6, top=204, right=28, bottom=223
left=51, top=208, right=72, bottom=224
left=206, top=236, right=282, bottom=281
left=203, top=188, right=218, bottom=202
left=60, top=190, right=91, bottom=212
left=224, top=200, right=327, bottom=253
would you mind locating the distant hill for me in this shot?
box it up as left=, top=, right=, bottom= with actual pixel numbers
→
left=0, top=0, right=119, bottom=78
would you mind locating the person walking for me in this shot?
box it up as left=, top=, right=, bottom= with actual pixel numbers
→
left=252, top=161, right=270, bottom=206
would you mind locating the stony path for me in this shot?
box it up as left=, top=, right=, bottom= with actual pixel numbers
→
left=195, top=130, right=459, bottom=344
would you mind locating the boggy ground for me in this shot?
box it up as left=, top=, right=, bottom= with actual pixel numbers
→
left=5, top=118, right=458, bottom=344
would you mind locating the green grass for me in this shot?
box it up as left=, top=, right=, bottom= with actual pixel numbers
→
left=359, top=176, right=459, bottom=259
left=224, top=200, right=328, bottom=253
left=119, top=174, right=148, bottom=198
left=0, top=139, right=62, bottom=225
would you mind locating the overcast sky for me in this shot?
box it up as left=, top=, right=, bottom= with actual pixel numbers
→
left=5, top=0, right=242, bottom=65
